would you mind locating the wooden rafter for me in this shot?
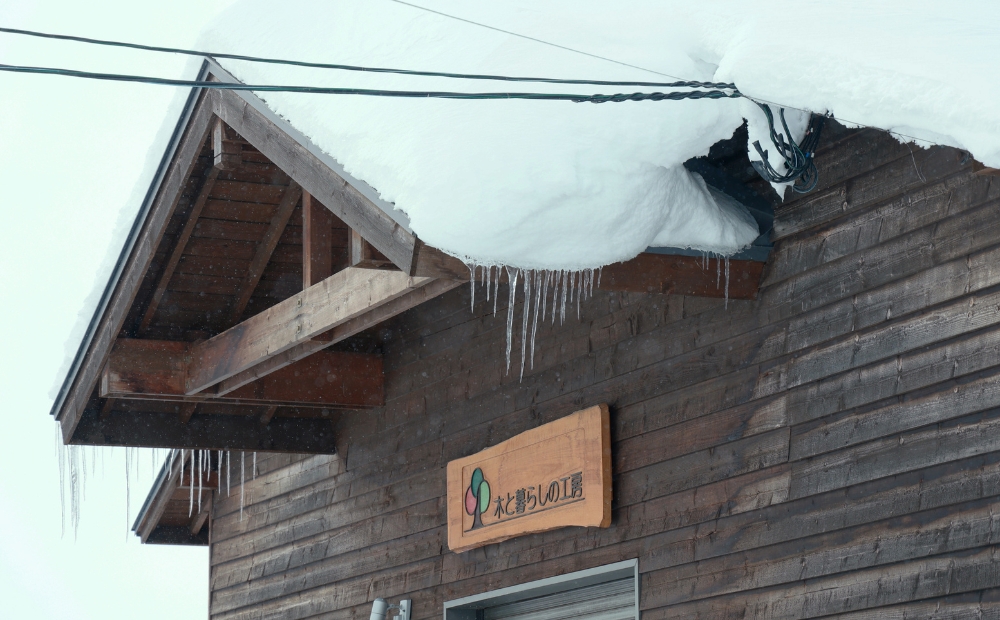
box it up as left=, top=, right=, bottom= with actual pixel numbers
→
left=209, top=87, right=419, bottom=273
left=56, top=90, right=216, bottom=443
left=303, top=190, right=335, bottom=287
left=184, top=268, right=436, bottom=395
left=139, top=165, right=221, bottom=332
left=213, top=277, right=461, bottom=395
left=226, top=181, right=303, bottom=325
left=101, top=339, right=384, bottom=408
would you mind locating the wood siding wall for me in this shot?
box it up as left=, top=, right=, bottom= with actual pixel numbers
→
left=207, top=126, right=1000, bottom=620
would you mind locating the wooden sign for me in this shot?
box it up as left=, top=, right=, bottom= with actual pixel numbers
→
left=446, top=404, right=612, bottom=552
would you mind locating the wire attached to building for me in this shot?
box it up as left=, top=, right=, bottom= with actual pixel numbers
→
left=0, top=62, right=741, bottom=103
left=749, top=102, right=826, bottom=194
left=0, top=25, right=735, bottom=90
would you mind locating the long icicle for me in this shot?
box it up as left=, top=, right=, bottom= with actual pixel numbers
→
left=188, top=451, right=194, bottom=517
left=240, top=451, right=245, bottom=521
left=505, top=267, right=519, bottom=374
left=530, top=270, right=543, bottom=369
left=226, top=450, right=231, bottom=496
left=485, top=264, right=491, bottom=302
left=493, top=266, right=500, bottom=316
left=519, top=270, right=531, bottom=381
left=197, top=449, right=203, bottom=514
left=468, top=263, right=476, bottom=311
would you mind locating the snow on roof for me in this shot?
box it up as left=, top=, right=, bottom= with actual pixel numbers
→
left=201, top=0, right=1000, bottom=270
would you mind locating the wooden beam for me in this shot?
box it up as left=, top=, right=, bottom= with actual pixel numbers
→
left=303, top=191, right=335, bottom=287
left=260, top=405, right=279, bottom=427
left=598, top=253, right=762, bottom=299
left=139, top=165, right=221, bottom=332
left=227, top=181, right=302, bottom=324
left=57, top=89, right=216, bottom=443
left=971, top=161, right=1000, bottom=177
left=184, top=268, right=433, bottom=394
left=134, top=450, right=184, bottom=543
left=178, top=403, right=198, bottom=424
left=101, top=339, right=384, bottom=408
left=212, top=118, right=241, bottom=170
left=189, top=492, right=212, bottom=535
left=72, top=406, right=339, bottom=453
left=209, top=86, right=418, bottom=272
left=350, top=228, right=394, bottom=269
left=410, top=239, right=470, bottom=279
left=212, top=277, right=461, bottom=395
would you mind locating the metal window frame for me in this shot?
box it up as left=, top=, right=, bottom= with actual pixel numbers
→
left=444, top=559, right=639, bottom=620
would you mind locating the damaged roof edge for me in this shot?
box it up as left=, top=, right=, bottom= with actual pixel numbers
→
left=49, top=60, right=215, bottom=422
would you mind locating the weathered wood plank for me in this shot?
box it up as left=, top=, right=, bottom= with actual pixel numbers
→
left=790, top=407, right=1000, bottom=499
left=101, top=339, right=383, bottom=408
left=140, top=165, right=221, bottom=331
left=209, top=87, right=418, bottom=272
left=227, top=181, right=302, bottom=324
left=185, top=268, right=434, bottom=394
left=644, top=547, right=1000, bottom=620
left=57, top=91, right=216, bottom=442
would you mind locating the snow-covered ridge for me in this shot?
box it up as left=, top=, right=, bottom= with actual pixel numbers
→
left=200, top=0, right=999, bottom=270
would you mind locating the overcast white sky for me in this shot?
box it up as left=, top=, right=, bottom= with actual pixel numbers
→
left=0, top=1, right=237, bottom=617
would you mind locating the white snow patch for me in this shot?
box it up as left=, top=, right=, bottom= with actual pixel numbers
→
left=192, top=0, right=998, bottom=270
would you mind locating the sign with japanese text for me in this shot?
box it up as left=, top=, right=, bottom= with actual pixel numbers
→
left=446, top=404, right=612, bottom=552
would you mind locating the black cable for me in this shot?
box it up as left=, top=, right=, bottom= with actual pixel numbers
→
left=0, top=62, right=741, bottom=103
left=0, top=25, right=735, bottom=90
left=748, top=101, right=826, bottom=194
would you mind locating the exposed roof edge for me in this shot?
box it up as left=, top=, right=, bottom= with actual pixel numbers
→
left=204, top=59, right=412, bottom=233
left=50, top=58, right=419, bottom=429
left=50, top=60, right=215, bottom=422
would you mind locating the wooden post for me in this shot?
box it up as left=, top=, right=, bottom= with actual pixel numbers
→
left=303, top=191, right=335, bottom=287
left=212, top=118, right=241, bottom=170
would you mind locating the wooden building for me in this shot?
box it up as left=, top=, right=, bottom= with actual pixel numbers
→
left=52, top=58, right=1000, bottom=619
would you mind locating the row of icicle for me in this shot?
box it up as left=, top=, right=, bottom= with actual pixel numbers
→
left=466, top=265, right=601, bottom=380
left=57, top=428, right=258, bottom=539
left=467, top=254, right=735, bottom=378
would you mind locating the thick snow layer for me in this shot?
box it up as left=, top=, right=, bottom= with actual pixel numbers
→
left=200, top=0, right=998, bottom=269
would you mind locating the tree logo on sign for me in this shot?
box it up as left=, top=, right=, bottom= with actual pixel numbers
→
left=464, top=467, right=490, bottom=530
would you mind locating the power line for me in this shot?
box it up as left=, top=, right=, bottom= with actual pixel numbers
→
left=0, top=62, right=740, bottom=103
left=386, top=0, right=689, bottom=82
left=0, top=25, right=733, bottom=90
left=384, top=3, right=944, bottom=148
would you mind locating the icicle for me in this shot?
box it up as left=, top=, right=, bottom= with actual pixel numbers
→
left=597, top=267, right=603, bottom=289
left=576, top=271, right=582, bottom=319
left=493, top=266, right=500, bottom=316
left=468, top=263, right=476, bottom=311
left=179, top=449, right=185, bottom=489
left=504, top=267, right=519, bottom=374
left=551, top=270, right=560, bottom=324
left=530, top=270, right=543, bottom=369
left=519, top=270, right=531, bottom=381
left=560, top=270, right=568, bottom=325
left=226, top=450, right=231, bottom=496
left=125, top=447, right=132, bottom=528
left=188, top=451, right=194, bottom=517
left=197, top=449, right=203, bottom=514
left=540, top=270, right=549, bottom=323
left=240, top=451, right=245, bottom=521
left=724, top=257, right=731, bottom=309
left=716, top=255, right=721, bottom=288
left=485, top=264, right=491, bottom=302
left=253, top=452, right=258, bottom=479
